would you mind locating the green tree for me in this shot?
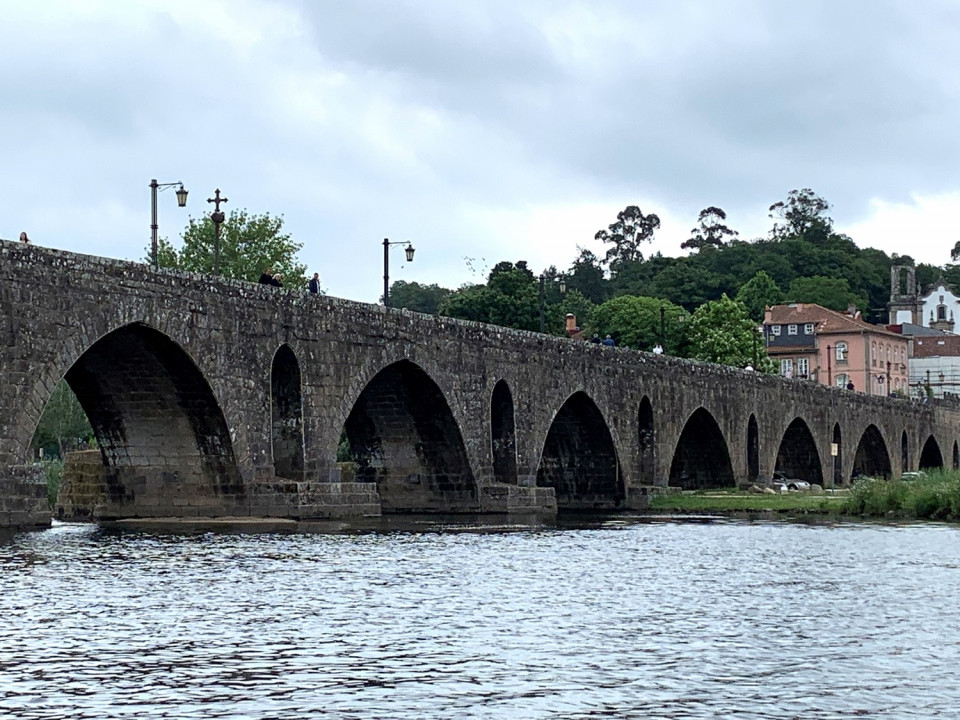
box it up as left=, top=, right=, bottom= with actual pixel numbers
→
left=30, top=380, right=95, bottom=459
left=558, top=289, right=595, bottom=336
left=388, top=281, right=451, bottom=314
left=768, top=188, right=833, bottom=239
left=595, top=205, right=660, bottom=271
left=648, top=262, right=725, bottom=311
left=735, top=270, right=783, bottom=321
left=687, top=294, right=775, bottom=370
left=682, top=206, right=738, bottom=250
left=440, top=282, right=540, bottom=332
left=568, top=248, right=608, bottom=303
left=591, top=295, right=689, bottom=352
left=787, top=276, right=867, bottom=313
left=438, top=260, right=583, bottom=335
left=152, top=209, right=307, bottom=285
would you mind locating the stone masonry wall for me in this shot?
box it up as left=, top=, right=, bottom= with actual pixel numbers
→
left=4, top=240, right=960, bottom=525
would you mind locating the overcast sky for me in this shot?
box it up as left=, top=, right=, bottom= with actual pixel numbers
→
left=3, top=0, right=959, bottom=302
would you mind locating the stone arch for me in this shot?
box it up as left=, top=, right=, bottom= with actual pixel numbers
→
left=746, top=414, right=759, bottom=482
left=59, top=322, right=241, bottom=502
left=341, top=359, right=477, bottom=513
left=637, top=396, right=655, bottom=485
left=832, top=424, right=843, bottom=486
left=774, top=418, right=823, bottom=485
left=16, top=310, right=232, bottom=463
left=669, top=407, right=734, bottom=490
left=853, top=424, right=891, bottom=479
left=901, top=430, right=909, bottom=472
left=271, top=344, right=304, bottom=480
left=536, top=391, right=624, bottom=510
left=919, top=435, right=944, bottom=470
left=490, top=380, right=517, bottom=485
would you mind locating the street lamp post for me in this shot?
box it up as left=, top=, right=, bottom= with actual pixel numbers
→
left=149, top=179, right=188, bottom=268
left=751, top=324, right=765, bottom=370
left=207, top=189, right=228, bottom=275
left=539, top=275, right=546, bottom=333
left=383, top=238, right=415, bottom=307
left=659, top=306, right=666, bottom=350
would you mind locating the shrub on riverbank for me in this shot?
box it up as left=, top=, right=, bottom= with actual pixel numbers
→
left=844, top=470, right=960, bottom=520
left=42, top=459, right=63, bottom=508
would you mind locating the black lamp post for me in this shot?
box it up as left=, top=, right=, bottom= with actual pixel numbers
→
left=752, top=324, right=764, bottom=369
left=383, top=238, right=415, bottom=307
left=539, top=275, right=546, bottom=333
left=659, top=306, right=666, bottom=350
left=149, top=179, right=188, bottom=268
left=207, top=188, right=228, bottom=275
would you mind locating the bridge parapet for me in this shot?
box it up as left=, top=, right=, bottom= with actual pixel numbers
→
left=3, top=240, right=960, bottom=526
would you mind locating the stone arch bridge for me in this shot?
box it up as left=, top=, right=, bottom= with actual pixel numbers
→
left=2, top=242, right=958, bottom=527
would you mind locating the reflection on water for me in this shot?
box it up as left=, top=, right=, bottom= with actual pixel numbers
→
left=2, top=516, right=960, bottom=719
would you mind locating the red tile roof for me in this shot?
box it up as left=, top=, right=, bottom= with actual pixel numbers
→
left=765, top=303, right=901, bottom=338
left=914, top=335, right=960, bottom=357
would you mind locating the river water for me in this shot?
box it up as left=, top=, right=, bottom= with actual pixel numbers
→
left=2, top=515, right=959, bottom=719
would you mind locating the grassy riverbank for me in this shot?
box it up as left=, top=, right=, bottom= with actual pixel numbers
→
left=648, top=488, right=846, bottom=515
left=649, top=470, right=960, bottom=521
left=844, top=470, right=960, bottom=520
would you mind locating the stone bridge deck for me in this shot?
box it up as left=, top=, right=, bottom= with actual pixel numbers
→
left=2, top=241, right=959, bottom=527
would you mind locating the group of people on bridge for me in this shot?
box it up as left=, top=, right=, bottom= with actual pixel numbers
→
left=258, top=267, right=322, bottom=294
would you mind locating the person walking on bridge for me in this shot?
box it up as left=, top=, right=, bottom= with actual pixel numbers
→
left=309, top=273, right=320, bottom=294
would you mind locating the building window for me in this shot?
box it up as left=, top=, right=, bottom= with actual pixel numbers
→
left=836, top=373, right=849, bottom=389
left=797, top=357, right=809, bottom=378
left=804, top=323, right=814, bottom=334
left=836, top=342, right=848, bottom=363
left=939, top=305, right=947, bottom=321
left=788, top=324, right=798, bottom=335
left=771, top=325, right=781, bottom=336
left=871, top=342, right=876, bottom=366
left=780, top=358, right=794, bottom=378
left=887, top=346, right=891, bottom=362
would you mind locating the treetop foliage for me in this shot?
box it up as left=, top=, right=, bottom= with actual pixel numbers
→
left=682, top=206, right=738, bottom=251
left=595, top=205, right=660, bottom=270
left=152, top=209, right=307, bottom=286
left=768, top=188, right=833, bottom=240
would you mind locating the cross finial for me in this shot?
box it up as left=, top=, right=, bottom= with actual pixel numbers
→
left=207, top=188, right=228, bottom=213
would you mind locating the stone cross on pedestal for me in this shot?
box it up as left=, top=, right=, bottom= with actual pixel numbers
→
left=207, top=188, right=228, bottom=275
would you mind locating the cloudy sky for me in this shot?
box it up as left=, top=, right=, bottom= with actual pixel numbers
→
left=3, top=0, right=959, bottom=302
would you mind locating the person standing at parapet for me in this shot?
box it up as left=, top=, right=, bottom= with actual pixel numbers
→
left=258, top=267, right=282, bottom=287
left=19, top=232, right=29, bottom=244
left=309, top=273, right=320, bottom=294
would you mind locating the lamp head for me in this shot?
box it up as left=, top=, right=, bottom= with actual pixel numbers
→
left=176, top=184, right=188, bottom=207
left=404, top=244, right=415, bottom=262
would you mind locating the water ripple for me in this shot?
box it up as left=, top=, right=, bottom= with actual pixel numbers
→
left=1, top=519, right=959, bottom=718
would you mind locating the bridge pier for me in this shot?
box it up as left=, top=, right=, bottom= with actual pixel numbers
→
left=0, top=465, right=50, bottom=528
left=54, top=453, right=558, bottom=522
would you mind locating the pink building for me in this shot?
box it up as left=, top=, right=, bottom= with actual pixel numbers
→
left=763, top=303, right=909, bottom=395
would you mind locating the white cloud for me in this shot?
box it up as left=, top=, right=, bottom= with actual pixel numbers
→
left=840, top=193, right=960, bottom=267
left=2, top=0, right=960, bottom=302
